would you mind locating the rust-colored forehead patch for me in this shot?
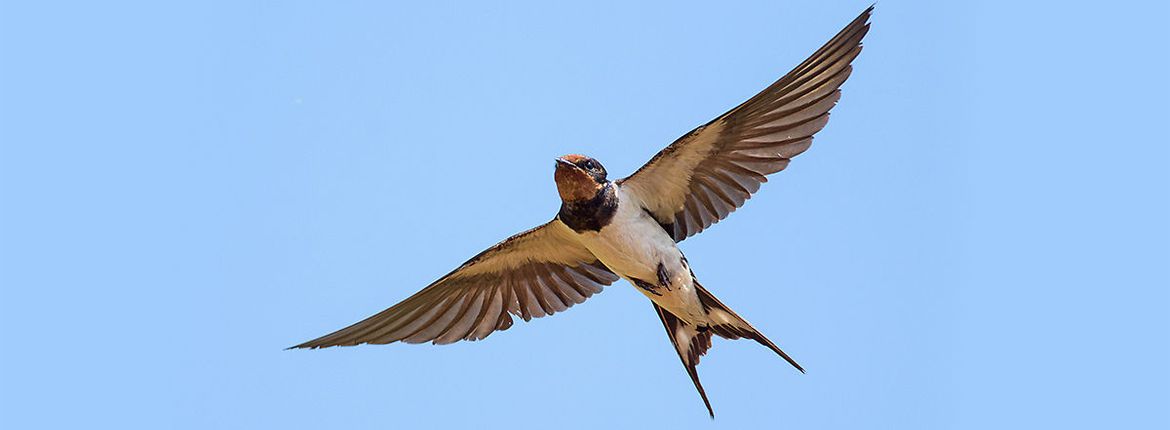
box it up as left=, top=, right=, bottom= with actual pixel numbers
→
left=559, top=154, right=590, bottom=164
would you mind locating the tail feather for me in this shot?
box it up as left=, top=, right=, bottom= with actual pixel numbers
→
left=695, top=283, right=805, bottom=373
left=652, top=282, right=803, bottom=418
left=653, top=303, right=715, bottom=418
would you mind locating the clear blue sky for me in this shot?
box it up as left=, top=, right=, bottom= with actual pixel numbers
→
left=2, top=1, right=1167, bottom=428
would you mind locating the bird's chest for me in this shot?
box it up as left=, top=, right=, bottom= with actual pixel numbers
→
left=575, top=191, right=704, bottom=322
left=577, top=197, right=681, bottom=282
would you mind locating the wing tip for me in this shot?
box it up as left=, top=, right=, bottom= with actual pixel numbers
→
left=287, top=337, right=373, bottom=350
left=862, top=4, right=876, bottom=21
left=285, top=341, right=337, bottom=350
left=286, top=340, right=319, bottom=350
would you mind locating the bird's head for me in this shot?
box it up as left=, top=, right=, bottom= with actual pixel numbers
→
left=554, top=154, right=609, bottom=202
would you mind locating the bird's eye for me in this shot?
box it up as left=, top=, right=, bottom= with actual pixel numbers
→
left=582, top=160, right=596, bottom=170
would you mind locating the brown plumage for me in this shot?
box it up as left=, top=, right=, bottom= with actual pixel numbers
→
left=620, top=6, right=872, bottom=241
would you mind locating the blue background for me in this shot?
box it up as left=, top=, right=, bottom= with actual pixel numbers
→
left=2, top=1, right=1167, bottom=428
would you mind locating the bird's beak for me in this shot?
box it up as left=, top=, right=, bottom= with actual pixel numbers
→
left=555, top=157, right=576, bottom=168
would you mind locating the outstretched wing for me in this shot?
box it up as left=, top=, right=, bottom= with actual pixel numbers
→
left=292, top=220, right=619, bottom=348
left=619, top=7, right=872, bottom=241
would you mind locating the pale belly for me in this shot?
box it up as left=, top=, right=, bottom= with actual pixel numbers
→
left=575, top=190, right=706, bottom=323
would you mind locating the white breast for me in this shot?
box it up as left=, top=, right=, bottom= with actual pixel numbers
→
left=576, top=185, right=704, bottom=321
left=575, top=187, right=670, bottom=278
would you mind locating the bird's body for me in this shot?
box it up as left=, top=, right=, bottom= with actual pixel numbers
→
left=292, top=6, right=872, bottom=418
left=570, top=183, right=704, bottom=323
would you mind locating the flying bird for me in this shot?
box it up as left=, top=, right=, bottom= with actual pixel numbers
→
left=292, top=6, right=872, bottom=417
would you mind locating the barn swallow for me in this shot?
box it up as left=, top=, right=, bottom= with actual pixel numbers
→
left=292, top=6, right=871, bottom=418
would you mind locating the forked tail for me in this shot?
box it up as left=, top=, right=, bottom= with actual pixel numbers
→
left=652, top=282, right=803, bottom=418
